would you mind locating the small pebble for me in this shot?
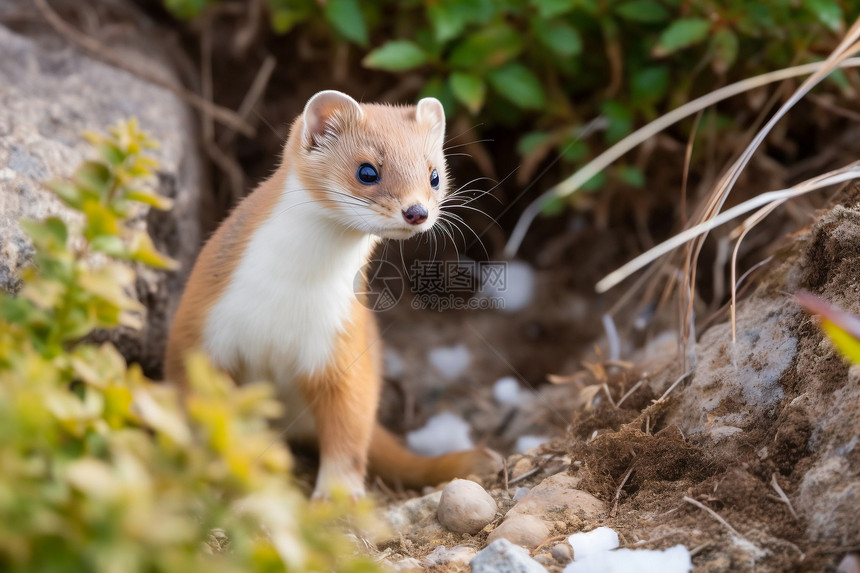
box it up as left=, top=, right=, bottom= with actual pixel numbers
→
left=436, top=479, right=497, bottom=534
left=510, top=457, right=535, bottom=480
left=551, top=542, right=574, bottom=564
left=470, top=538, right=548, bottom=573
left=508, top=473, right=604, bottom=522
left=512, top=487, right=531, bottom=501
left=487, top=514, right=550, bottom=549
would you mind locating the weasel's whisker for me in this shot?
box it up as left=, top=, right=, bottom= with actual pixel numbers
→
left=444, top=123, right=484, bottom=145
left=442, top=203, right=493, bottom=219
left=444, top=138, right=494, bottom=151
left=438, top=214, right=468, bottom=250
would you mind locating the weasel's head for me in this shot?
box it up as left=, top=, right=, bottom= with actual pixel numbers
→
left=291, top=90, right=449, bottom=240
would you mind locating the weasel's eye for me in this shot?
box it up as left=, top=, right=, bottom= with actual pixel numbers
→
left=430, top=168, right=440, bottom=190
left=356, top=163, right=380, bottom=185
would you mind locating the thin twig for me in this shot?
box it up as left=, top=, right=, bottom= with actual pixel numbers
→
left=770, top=473, right=799, bottom=521
left=502, top=457, right=510, bottom=493
left=602, top=382, right=617, bottom=408
left=657, top=370, right=694, bottom=402
left=679, top=110, right=703, bottom=227
left=508, top=466, right=541, bottom=485
left=200, top=18, right=244, bottom=202
left=610, top=465, right=634, bottom=518
left=31, top=0, right=254, bottom=136
left=219, top=55, right=277, bottom=147
left=616, top=379, right=644, bottom=408
left=532, top=535, right=568, bottom=555
left=683, top=496, right=741, bottom=538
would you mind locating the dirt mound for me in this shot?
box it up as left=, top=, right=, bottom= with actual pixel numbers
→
left=375, top=188, right=860, bottom=572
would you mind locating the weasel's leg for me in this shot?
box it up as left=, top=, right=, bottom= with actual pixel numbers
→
left=303, top=314, right=382, bottom=500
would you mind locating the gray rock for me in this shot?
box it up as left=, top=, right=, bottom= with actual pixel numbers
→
left=0, top=4, right=203, bottom=376
left=470, top=538, right=547, bottom=573
left=506, top=473, right=604, bottom=523
left=437, top=478, right=497, bottom=534
left=487, top=514, right=549, bottom=549
left=657, top=203, right=860, bottom=548
left=550, top=542, right=573, bottom=564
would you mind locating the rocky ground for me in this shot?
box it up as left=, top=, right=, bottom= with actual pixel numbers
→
left=0, top=2, right=203, bottom=375
left=356, top=187, right=860, bottom=572
left=4, top=4, right=860, bottom=571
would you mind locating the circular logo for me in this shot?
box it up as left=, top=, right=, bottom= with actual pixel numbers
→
left=354, top=259, right=404, bottom=312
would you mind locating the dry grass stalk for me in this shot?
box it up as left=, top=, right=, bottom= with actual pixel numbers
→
left=770, top=473, right=799, bottom=521
left=504, top=55, right=860, bottom=258
left=682, top=495, right=742, bottom=539
left=596, top=164, right=860, bottom=294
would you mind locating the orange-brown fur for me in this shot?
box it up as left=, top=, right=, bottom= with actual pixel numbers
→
left=166, top=91, right=501, bottom=497
left=164, top=162, right=286, bottom=386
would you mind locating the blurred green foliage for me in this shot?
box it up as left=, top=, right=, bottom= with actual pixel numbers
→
left=165, top=0, right=851, bottom=196
left=0, top=119, right=381, bottom=572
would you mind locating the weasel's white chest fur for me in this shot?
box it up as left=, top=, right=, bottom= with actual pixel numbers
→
left=203, top=175, right=375, bottom=399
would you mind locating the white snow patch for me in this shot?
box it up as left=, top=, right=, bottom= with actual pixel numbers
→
left=384, top=348, right=406, bottom=378
left=428, top=344, right=471, bottom=381
left=493, top=376, right=521, bottom=404
left=563, top=545, right=692, bottom=573
left=516, top=435, right=551, bottom=453
left=479, top=260, right=535, bottom=313
left=406, top=412, right=473, bottom=456
left=567, top=527, right=619, bottom=561
left=565, top=527, right=691, bottom=573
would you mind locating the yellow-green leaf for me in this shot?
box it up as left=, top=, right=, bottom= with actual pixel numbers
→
left=125, top=189, right=173, bottom=210
left=83, top=201, right=120, bottom=240
left=21, top=278, right=66, bottom=309
left=74, top=160, right=113, bottom=198
left=129, top=232, right=179, bottom=270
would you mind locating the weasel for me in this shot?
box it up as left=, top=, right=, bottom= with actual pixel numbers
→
left=165, top=90, right=501, bottom=499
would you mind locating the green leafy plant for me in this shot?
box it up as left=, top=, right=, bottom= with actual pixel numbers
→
left=0, top=119, right=381, bottom=572
left=162, top=0, right=850, bottom=203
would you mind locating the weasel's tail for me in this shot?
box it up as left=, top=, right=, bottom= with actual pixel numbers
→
left=367, top=423, right=502, bottom=489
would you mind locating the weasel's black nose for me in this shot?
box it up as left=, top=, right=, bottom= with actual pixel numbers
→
left=402, top=204, right=429, bottom=225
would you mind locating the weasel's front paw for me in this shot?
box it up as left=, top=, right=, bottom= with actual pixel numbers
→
left=312, top=462, right=366, bottom=501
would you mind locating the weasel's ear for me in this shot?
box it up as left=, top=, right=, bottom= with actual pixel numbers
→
left=416, top=97, right=446, bottom=136
left=302, top=90, right=363, bottom=148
